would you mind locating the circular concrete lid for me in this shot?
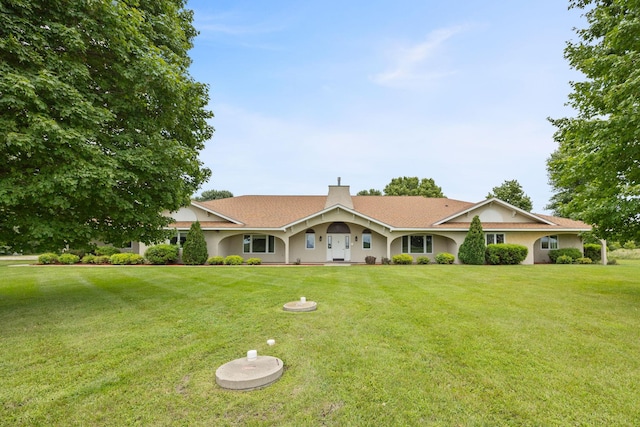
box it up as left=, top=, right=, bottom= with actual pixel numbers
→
left=283, top=300, right=317, bottom=312
left=216, top=355, right=284, bottom=391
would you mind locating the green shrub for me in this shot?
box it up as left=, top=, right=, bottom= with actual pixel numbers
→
left=458, top=215, right=486, bottom=265
left=576, top=257, right=593, bottom=264
left=608, top=258, right=618, bottom=265
left=392, top=254, right=413, bottom=265
left=144, top=244, right=179, bottom=265
left=416, top=256, right=430, bottom=265
left=583, top=243, right=602, bottom=262
left=623, top=240, right=637, bottom=249
left=224, top=255, right=244, bottom=265
left=548, top=248, right=582, bottom=263
left=110, top=253, right=144, bottom=265
left=556, top=255, right=574, bottom=264
left=58, top=253, right=80, bottom=265
left=95, top=246, right=121, bottom=256
left=182, top=222, right=208, bottom=265
left=81, top=254, right=96, bottom=264
left=485, top=244, right=528, bottom=265
left=38, top=253, right=59, bottom=264
left=608, top=241, right=622, bottom=251
left=246, top=257, right=262, bottom=265
left=95, top=255, right=111, bottom=264
left=365, top=256, right=377, bottom=265
left=206, top=256, right=225, bottom=265
left=381, top=257, right=391, bottom=265
left=435, top=252, right=455, bottom=264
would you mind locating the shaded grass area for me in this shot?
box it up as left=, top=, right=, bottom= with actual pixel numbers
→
left=1, top=264, right=639, bottom=426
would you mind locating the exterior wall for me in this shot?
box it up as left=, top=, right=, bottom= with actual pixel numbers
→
left=167, top=206, right=229, bottom=223
left=389, top=233, right=460, bottom=263
left=533, top=233, right=583, bottom=263
left=448, top=204, right=533, bottom=224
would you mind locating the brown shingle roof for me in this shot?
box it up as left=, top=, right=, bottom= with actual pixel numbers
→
left=179, top=194, right=591, bottom=231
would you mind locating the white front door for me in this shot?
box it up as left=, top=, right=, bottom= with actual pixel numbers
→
left=327, top=234, right=350, bottom=261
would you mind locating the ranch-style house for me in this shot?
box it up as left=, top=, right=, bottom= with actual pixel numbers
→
left=126, top=183, right=592, bottom=264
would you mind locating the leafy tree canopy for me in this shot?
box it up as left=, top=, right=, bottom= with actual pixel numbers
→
left=357, top=189, right=382, bottom=196
left=547, top=0, right=640, bottom=242
left=195, top=189, right=233, bottom=201
left=486, top=179, right=533, bottom=212
left=383, top=177, right=445, bottom=197
left=0, top=0, right=213, bottom=252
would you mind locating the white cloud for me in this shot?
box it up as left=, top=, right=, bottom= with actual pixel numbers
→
left=371, top=26, right=466, bottom=88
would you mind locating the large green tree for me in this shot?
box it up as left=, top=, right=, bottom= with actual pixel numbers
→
left=547, top=0, right=640, bottom=242
left=383, top=177, right=445, bottom=197
left=194, top=189, right=233, bottom=201
left=0, top=0, right=212, bottom=252
left=486, top=179, right=533, bottom=212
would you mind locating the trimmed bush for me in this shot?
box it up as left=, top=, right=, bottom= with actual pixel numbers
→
left=392, top=254, right=413, bottom=265
left=576, top=257, right=593, bottom=264
left=58, top=253, right=80, bottom=265
left=38, top=253, right=59, bottom=264
left=95, top=246, right=121, bottom=256
left=224, top=255, right=244, bottom=265
left=94, top=255, right=111, bottom=265
left=81, top=254, right=96, bottom=264
left=110, top=253, right=144, bottom=265
left=182, top=222, right=208, bottom=265
left=556, top=255, right=574, bottom=264
left=365, top=256, right=377, bottom=265
left=144, top=244, right=179, bottom=265
left=435, top=252, right=455, bottom=264
left=381, top=257, right=391, bottom=265
left=458, top=215, right=486, bottom=265
left=583, top=243, right=602, bottom=262
left=246, top=257, right=262, bottom=265
left=623, top=241, right=637, bottom=249
left=549, top=248, right=582, bottom=263
left=416, top=256, right=430, bottom=265
left=485, top=244, right=528, bottom=265
left=206, top=256, right=225, bottom=265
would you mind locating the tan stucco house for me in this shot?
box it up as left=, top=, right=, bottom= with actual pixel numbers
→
left=132, top=184, right=592, bottom=264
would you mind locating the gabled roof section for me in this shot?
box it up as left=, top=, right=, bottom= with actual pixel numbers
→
left=353, top=196, right=473, bottom=228
left=193, top=196, right=327, bottom=228
left=434, top=198, right=556, bottom=226
left=190, top=200, right=244, bottom=225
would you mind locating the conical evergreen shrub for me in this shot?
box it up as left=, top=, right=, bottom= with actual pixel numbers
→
left=458, top=215, right=486, bottom=265
left=182, top=221, right=208, bottom=265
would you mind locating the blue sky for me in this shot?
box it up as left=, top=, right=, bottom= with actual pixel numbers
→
left=186, top=0, right=585, bottom=213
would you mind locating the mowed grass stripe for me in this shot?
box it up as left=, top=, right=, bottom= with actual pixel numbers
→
left=1, top=263, right=639, bottom=426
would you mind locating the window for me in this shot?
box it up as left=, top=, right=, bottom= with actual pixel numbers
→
left=305, top=229, right=315, bottom=249
left=170, top=231, right=188, bottom=247
left=486, top=233, right=505, bottom=245
left=402, top=235, right=433, bottom=254
left=541, top=235, right=558, bottom=250
left=243, top=235, right=275, bottom=253
left=362, top=229, right=372, bottom=249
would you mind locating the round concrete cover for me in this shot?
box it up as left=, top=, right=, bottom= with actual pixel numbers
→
left=216, top=356, right=284, bottom=391
left=283, top=300, right=317, bottom=312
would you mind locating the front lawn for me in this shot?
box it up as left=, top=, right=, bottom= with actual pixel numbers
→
left=1, top=263, right=639, bottom=426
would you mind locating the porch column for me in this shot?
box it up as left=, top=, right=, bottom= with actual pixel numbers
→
left=600, top=239, right=607, bottom=265
left=284, top=236, right=290, bottom=264
left=386, top=237, right=392, bottom=261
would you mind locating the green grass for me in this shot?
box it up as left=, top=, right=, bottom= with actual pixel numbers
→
left=1, top=263, right=639, bottom=426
